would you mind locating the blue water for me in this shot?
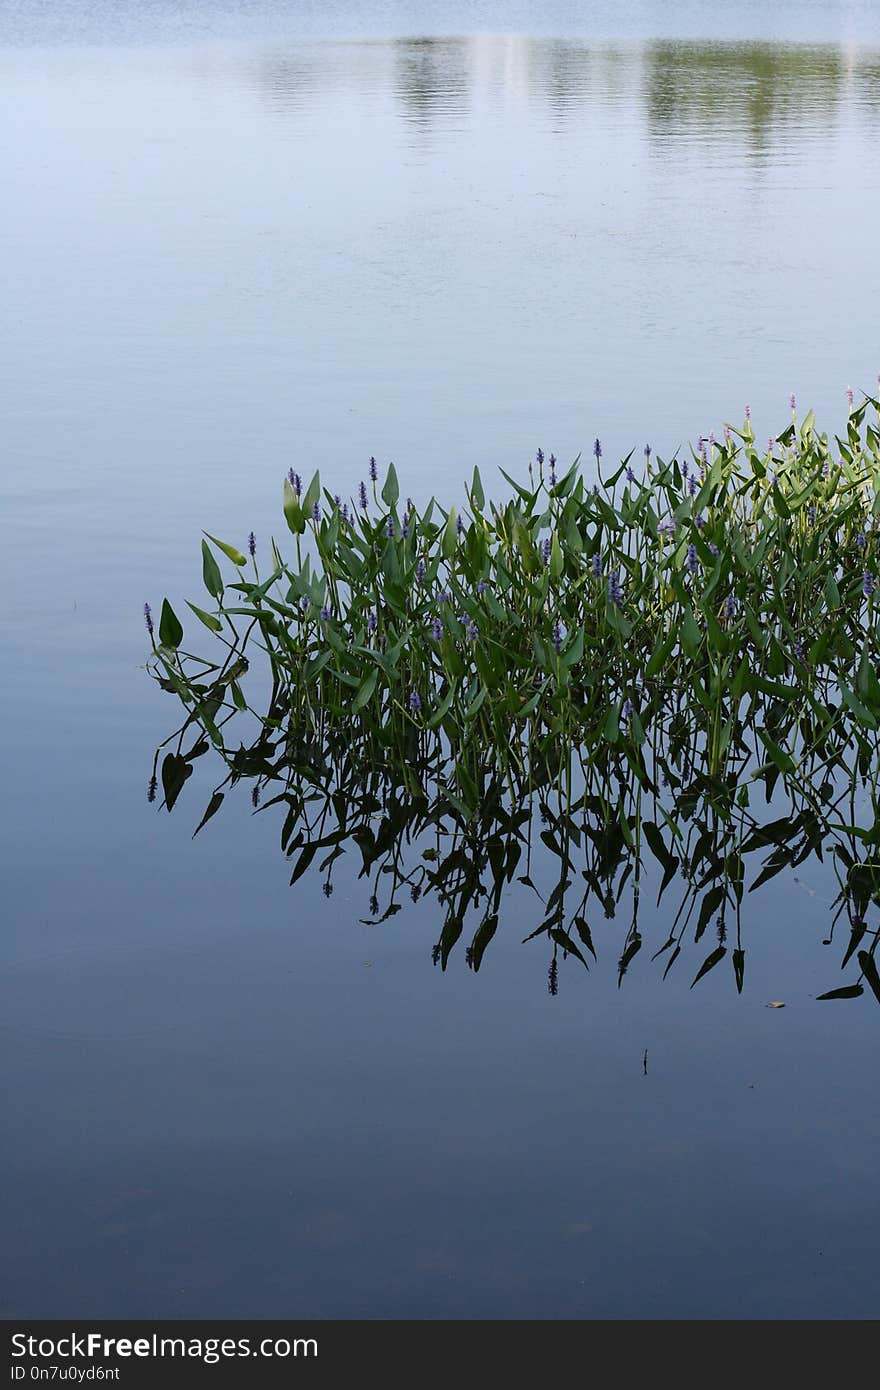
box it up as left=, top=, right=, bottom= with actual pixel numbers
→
left=2, top=2, right=878, bottom=1319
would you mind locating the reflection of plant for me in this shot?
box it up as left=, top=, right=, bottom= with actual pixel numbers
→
left=146, top=399, right=880, bottom=1001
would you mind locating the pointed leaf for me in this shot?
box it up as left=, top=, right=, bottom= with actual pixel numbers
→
left=204, top=533, right=247, bottom=567
left=158, top=599, right=183, bottom=649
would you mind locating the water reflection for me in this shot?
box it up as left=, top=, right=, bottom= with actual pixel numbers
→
left=644, top=41, right=848, bottom=154
left=151, top=692, right=880, bottom=1003
left=242, top=34, right=879, bottom=146
left=393, top=37, right=473, bottom=131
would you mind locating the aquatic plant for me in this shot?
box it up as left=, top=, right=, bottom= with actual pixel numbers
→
left=145, top=399, right=880, bottom=998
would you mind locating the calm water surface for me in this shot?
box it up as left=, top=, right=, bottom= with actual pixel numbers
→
left=2, top=2, right=879, bottom=1318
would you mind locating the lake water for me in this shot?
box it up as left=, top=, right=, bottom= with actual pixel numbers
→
left=2, top=1, right=879, bottom=1320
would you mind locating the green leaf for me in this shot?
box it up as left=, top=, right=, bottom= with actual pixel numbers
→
left=158, top=599, right=183, bottom=649
left=427, top=682, right=457, bottom=730
left=442, top=508, right=458, bottom=559
left=381, top=462, right=399, bottom=508
left=204, top=533, right=247, bottom=567
left=352, top=667, right=379, bottom=711
left=470, top=466, right=485, bottom=512
left=201, top=539, right=224, bottom=598
left=824, top=572, right=841, bottom=610
left=758, top=729, right=796, bottom=774
left=645, top=628, right=675, bottom=678
left=302, top=471, right=321, bottom=512
left=282, top=478, right=304, bottom=535
left=186, top=601, right=222, bottom=633
left=681, top=610, right=702, bottom=657
left=562, top=627, right=584, bottom=668
left=549, top=531, right=563, bottom=578
left=840, top=682, right=877, bottom=729
left=465, top=684, right=487, bottom=719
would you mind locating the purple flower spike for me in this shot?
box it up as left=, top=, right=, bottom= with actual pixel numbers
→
left=431, top=617, right=443, bottom=640
left=592, top=553, right=602, bottom=578
left=312, top=501, right=321, bottom=523
left=476, top=580, right=488, bottom=595
left=808, top=505, right=816, bottom=526
left=359, top=481, right=368, bottom=510
left=708, top=542, right=719, bottom=556
left=299, top=595, right=311, bottom=614
left=248, top=531, right=256, bottom=558
left=417, top=558, right=426, bottom=583
left=724, top=425, right=732, bottom=443
left=593, top=438, right=602, bottom=461
left=537, top=448, right=544, bottom=466
left=466, top=620, right=479, bottom=643
left=863, top=571, right=875, bottom=598
left=767, top=438, right=776, bottom=454
left=147, top=774, right=157, bottom=803
left=608, top=571, right=622, bottom=606
left=658, top=518, right=675, bottom=538
left=846, top=386, right=855, bottom=409
left=626, top=466, right=635, bottom=482
left=744, top=404, right=751, bottom=421
left=686, top=543, right=698, bottom=574
left=320, top=605, right=331, bottom=622
left=438, top=590, right=450, bottom=604
left=333, top=493, right=341, bottom=507
left=408, top=690, right=422, bottom=713
left=822, top=459, right=830, bottom=478
left=369, top=456, right=378, bottom=482
left=292, top=471, right=302, bottom=497
left=542, top=537, right=552, bottom=566
left=694, top=513, right=705, bottom=529
left=402, top=515, right=410, bottom=540
left=622, top=697, right=634, bottom=720
left=386, top=515, right=395, bottom=538
left=794, top=639, right=806, bottom=662
left=644, top=443, right=652, bottom=460
left=367, top=610, right=378, bottom=633
left=688, top=475, right=698, bottom=496
left=856, top=532, right=866, bottom=549
left=724, top=595, right=736, bottom=618
left=552, top=622, right=563, bottom=654
left=549, top=453, right=557, bottom=485
left=144, top=602, right=154, bottom=637
left=790, top=393, right=797, bottom=411
left=682, top=459, right=689, bottom=478
left=456, top=513, right=464, bottom=536
left=342, top=502, right=350, bottom=522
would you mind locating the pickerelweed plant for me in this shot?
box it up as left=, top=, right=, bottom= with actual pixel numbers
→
left=146, top=399, right=880, bottom=997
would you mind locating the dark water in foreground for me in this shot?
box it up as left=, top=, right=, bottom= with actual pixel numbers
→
left=2, top=2, right=879, bottom=1318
